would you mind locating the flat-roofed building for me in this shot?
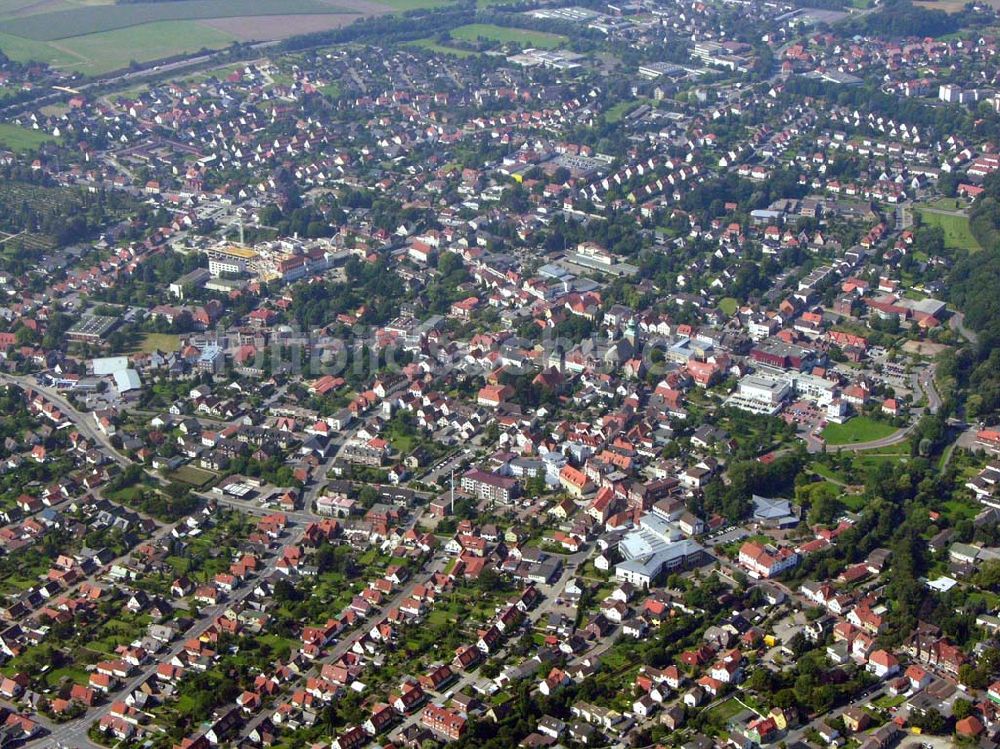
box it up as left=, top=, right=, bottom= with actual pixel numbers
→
left=206, top=245, right=258, bottom=277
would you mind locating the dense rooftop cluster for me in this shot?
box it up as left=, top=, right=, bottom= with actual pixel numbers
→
left=0, top=0, right=1000, bottom=748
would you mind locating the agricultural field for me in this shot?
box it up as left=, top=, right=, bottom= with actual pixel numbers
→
left=0, top=0, right=353, bottom=39
left=55, top=22, right=238, bottom=75
left=0, top=21, right=237, bottom=74
left=449, top=23, right=567, bottom=48
left=914, top=0, right=966, bottom=10
left=0, top=30, right=81, bottom=68
left=915, top=205, right=982, bottom=252
left=821, top=416, right=898, bottom=445
left=0, top=0, right=442, bottom=75
left=914, top=0, right=1000, bottom=10
left=378, top=0, right=459, bottom=9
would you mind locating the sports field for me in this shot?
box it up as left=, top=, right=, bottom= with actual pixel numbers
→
left=407, top=38, right=477, bottom=57
left=449, top=23, right=566, bottom=48
left=605, top=99, right=654, bottom=123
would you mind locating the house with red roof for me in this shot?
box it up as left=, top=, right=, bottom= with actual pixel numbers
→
left=421, top=703, right=467, bottom=740
left=866, top=649, right=900, bottom=679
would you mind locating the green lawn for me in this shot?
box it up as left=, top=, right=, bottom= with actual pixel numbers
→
left=705, top=697, right=746, bottom=724
left=810, top=463, right=846, bottom=483
left=940, top=498, right=980, bottom=522
left=719, top=297, right=739, bottom=316
left=136, top=332, right=181, bottom=354
left=873, top=694, right=907, bottom=710
left=319, top=82, right=341, bottom=98
left=449, top=23, right=567, bottom=48
left=167, top=464, right=217, bottom=488
left=915, top=207, right=982, bottom=252
left=852, top=451, right=911, bottom=473
left=605, top=98, right=653, bottom=123
left=426, top=608, right=453, bottom=626
left=840, top=493, right=867, bottom=511
left=926, top=197, right=966, bottom=210
left=257, top=633, right=296, bottom=658
left=388, top=430, right=417, bottom=454
left=0, top=122, right=57, bottom=152
left=821, top=416, right=897, bottom=445
left=45, top=665, right=90, bottom=688
left=406, top=38, right=477, bottom=57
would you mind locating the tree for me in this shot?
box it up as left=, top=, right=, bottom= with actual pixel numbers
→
left=909, top=707, right=947, bottom=734
left=525, top=474, right=546, bottom=498
left=952, top=698, right=974, bottom=720
left=973, top=559, right=1000, bottom=591
left=746, top=667, right=775, bottom=694
left=273, top=578, right=302, bottom=603
left=958, top=663, right=989, bottom=689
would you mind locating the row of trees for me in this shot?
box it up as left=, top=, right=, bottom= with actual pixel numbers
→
left=947, top=172, right=1000, bottom=421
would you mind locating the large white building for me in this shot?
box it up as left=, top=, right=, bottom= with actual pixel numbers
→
left=724, top=374, right=791, bottom=415
left=726, top=371, right=843, bottom=418
left=615, top=513, right=706, bottom=588
left=206, top=245, right=258, bottom=277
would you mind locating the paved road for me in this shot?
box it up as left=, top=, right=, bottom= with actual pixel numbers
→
left=836, top=364, right=940, bottom=452
left=807, top=364, right=940, bottom=454
left=950, top=312, right=979, bottom=345
left=0, top=372, right=181, bottom=497
left=939, top=424, right=978, bottom=472
left=830, top=421, right=917, bottom=453
left=919, top=367, right=942, bottom=415
left=0, top=373, right=129, bottom=468
left=782, top=683, right=887, bottom=746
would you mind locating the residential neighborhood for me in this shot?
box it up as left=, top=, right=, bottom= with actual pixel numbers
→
left=0, top=0, right=997, bottom=747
